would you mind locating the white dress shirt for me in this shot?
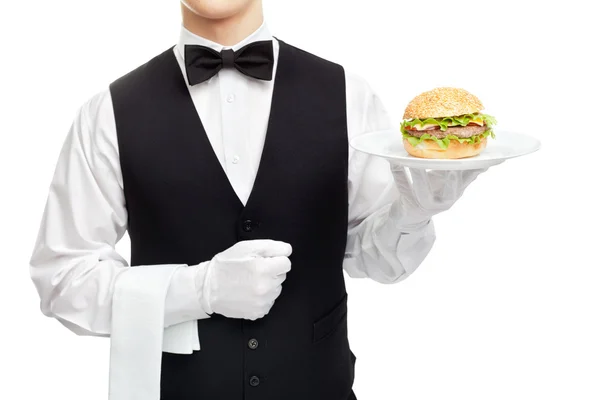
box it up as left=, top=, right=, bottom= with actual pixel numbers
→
left=29, top=22, right=435, bottom=338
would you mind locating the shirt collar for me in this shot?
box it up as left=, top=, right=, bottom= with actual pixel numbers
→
left=176, top=21, right=273, bottom=60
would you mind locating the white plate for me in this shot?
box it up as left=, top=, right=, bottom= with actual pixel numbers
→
left=350, top=130, right=541, bottom=170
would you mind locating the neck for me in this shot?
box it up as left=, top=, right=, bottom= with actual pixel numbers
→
left=181, top=2, right=264, bottom=46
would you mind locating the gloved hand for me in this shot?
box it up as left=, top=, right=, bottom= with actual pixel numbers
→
left=388, top=163, right=491, bottom=228
left=197, top=239, right=292, bottom=320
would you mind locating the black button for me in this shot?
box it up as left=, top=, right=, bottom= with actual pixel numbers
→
left=248, top=338, right=259, bottom=350
left=249, top=376, right=260, bottom=387
left=242, top=220, right=253, bottom=232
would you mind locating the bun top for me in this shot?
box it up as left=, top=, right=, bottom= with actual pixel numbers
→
left=403, top=87, right=484, bottom=120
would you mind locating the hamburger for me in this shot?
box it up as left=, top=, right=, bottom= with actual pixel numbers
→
left=400, top=87, right=497, bottom=159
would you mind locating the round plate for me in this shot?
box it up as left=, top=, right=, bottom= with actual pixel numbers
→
left=350, top=130, right=541, bottom=170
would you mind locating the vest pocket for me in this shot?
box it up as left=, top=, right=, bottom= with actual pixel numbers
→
left=313, top=293, right=348, bottom=343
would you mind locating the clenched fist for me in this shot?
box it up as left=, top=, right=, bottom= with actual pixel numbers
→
left=197, top=240, right=292, bottom=320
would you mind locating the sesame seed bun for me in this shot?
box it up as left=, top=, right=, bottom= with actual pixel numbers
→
left=403, top=87, right=484, bottom=120
left=403, top=137, right=488, bottom=159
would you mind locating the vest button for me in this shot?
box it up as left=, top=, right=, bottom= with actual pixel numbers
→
left=249, top=375, right=260, bottom=387
left=248, top=338, right=259, bottom=350
left=242, top=220, right=253, bottom=232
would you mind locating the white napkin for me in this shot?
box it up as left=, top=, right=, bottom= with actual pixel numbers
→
left=109, top=265, right=200, bottom=400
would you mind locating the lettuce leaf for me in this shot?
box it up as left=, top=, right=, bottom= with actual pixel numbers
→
left=401, top=113, right=497, bottom=134
left=402, top=129, right=495, bottom=150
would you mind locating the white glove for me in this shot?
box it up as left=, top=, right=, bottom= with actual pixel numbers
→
left=389, top=163, right=490, bottom=228
left=196, top=239, right=292, bottom=320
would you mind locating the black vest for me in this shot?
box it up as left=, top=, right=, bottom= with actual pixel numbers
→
left=109, top=40, right=356, bottom=400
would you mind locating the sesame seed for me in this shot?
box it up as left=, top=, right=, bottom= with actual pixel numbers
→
left=403, top=87, right=484, bottom=120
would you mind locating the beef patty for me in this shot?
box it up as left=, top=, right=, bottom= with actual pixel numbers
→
left=408, top=125, right=488, bottom=139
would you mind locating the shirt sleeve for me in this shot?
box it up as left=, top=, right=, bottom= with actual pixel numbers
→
left=28, top=89, right=210, bottom=335
left=344, top=72, right=436, bottom=284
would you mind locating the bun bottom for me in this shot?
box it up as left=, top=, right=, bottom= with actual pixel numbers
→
left=403, top=137, right=487, bottom=159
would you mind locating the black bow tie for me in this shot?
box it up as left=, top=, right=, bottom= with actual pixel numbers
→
left=184, top=40, right=275, bottom=86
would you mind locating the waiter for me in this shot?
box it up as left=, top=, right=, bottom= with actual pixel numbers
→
left=29, top=1, right=487, bottom=399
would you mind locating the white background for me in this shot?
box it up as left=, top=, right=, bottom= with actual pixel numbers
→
left=1, top=1, right=598, bottom=399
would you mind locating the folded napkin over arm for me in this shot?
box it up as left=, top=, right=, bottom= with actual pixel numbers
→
left=109, top=264, right=202, bottom=400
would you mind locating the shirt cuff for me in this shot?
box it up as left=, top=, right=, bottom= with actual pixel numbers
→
left=164, top=262, right=211, bottom=327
